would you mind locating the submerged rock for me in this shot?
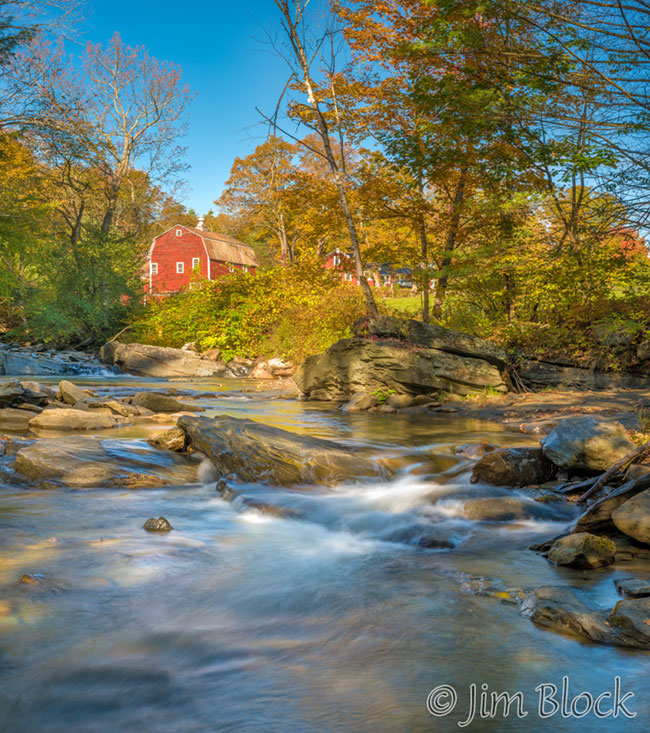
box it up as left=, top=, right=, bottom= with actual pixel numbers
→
left=540, top=417, right=635, bottom=471
left=143, top=517, right=174, bottom=532
left=615, top=578, right=650, bottom=598
left=547, top=532, right=616, bottom=569
left=177, top=414, right=386, bottom=485
left=612, top=489, right=650, bottom=544
left=14, top=436, right=198, bottom=488
left=130, top=391, right=204, bottom=414
left=295, top=337, right=507, bottom=401
left=470, top=447, right=556, bottom=487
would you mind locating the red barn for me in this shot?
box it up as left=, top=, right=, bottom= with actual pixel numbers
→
left=146, top=219, right=258, bottom=296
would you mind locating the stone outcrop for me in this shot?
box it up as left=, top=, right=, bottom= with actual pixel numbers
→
left=470, top=447, right=556, bottom=487
left=573, top=474, right=650, bottom=533
left=295, top=336, right=507, bottom=401
left=14, top=436, right=198, bottom=488
left=540, top=416, right=635, bottom=471
left=177, top=414, right=386, bottom=485
left=0, top=381, right=49, bottom=409
left=99, top=341, right=232, bottom=378
left=612, top=489, right=650, bottom=544
left=518, top=359, right=649, bottom=390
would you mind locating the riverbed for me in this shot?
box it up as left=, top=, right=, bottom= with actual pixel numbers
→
left=1, top=375, right=648, bottom=731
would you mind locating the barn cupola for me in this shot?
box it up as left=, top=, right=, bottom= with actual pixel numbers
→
left=197, top=216, right=205, bottom=231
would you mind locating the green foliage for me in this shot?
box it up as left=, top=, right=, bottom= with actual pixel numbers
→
left=131, top=264, right=367, bottom=363
left=371, top=388, right=396, bottom=404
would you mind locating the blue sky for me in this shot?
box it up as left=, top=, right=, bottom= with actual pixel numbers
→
left=82, top=0, right=292, bottom=215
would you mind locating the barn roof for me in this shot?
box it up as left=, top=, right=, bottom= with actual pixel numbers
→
left=181, top=226, right=258, bottom=267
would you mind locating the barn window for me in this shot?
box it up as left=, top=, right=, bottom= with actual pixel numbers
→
left=176, top=262, right=184, bottom=273
left=192, top=257, right=200, bottom=268
left=229, top=264, right=235, bottom=273
left=345, top=272, right=353, bottom=282
left=176, top=229, right=182, bottom=237
left=242, top=266, right=248, bottom=273
left=333, top=255, right=341, bottom=266
left=151, top=262, right=158, bottom=275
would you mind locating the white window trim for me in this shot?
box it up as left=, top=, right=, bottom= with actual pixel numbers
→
left=333, top=255, right=340, bottom=266
left=228, top=264, right=235, bottom=273
left=242, top=266, right=248, bottom=273
left=192, top=257, right=200, bottom=268
left=150, top=262, right=158, bottom=275
left=176, top=262, right=184, bottom=274
left=176, top=229, right=182, bottom=237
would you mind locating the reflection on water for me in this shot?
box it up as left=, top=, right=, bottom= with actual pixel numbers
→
left=0, top=376, right=649, bottom=731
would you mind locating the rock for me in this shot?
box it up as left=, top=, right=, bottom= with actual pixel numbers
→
left=295, top=337, right=507, bottom=401
left=521, top=586, right=613, bottom=644
left=202, top=348, right=221, bottom=360
left=91, top=400, right=138, bottom=417
left=0, top=348, right=112, bottom=377
left=143, top=516, right=174, bottom=532
left=608, top=598, right=650, bottom=648
left=58, top=380, right=87, bottom=405
left=412, top=394, right=437, bottom=406
left=574, top=475, right=650, bottom=533
left=518, top=359, right=649, bottom=390
left=99, top=341, right=228, bottom=378
left=376, top=404, right=396, bottom=414
left=455, top=442, right=498, bottom=459
left=358, top=316, right=508, bottom=367
left=626, top=464, right=650, bottom=481
left=547, top=532, right=616, bottom=568
left=0, top=380, right=48, bottom=409
left=20, top=381, right=56, bottom=398
left=386, top=393, right=414, bottom=409
left=471, top=447, right=556, bottom=487
left=181, top=342, right=196, bottom=352
left=177, top=414, right=386, bottom=485
left=445, top=495, right=566, bottom=522
left=541, top=417, right=635, bottom=471
left=615, top=578, right=650, bottom=598
left=130, top=391, right=204, bottom=414
left=28, top=409, right=131, bottom=431
left=14, top=436, right=198, bottom=488
left=0, top=407, right=34, bottom=430
left=250, top=363, right=274, bottom=380
left=340, top=392, right=378, bottom=412
left=150, top=427, right=187, bottom=452
left=612, top=489, right=650, bottom=544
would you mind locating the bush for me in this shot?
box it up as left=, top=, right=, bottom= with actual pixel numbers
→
left=131, top=264, right=367, bottom=363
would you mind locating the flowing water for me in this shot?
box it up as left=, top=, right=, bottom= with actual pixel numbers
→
left=0, top=376, right=648, bottom=731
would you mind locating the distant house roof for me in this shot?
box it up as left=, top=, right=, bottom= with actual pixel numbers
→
left=182, top=226, right=258, bottom=268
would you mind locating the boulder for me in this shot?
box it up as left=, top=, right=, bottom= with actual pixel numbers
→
left=14, top=436, right=198, bottom=488
left=547, top=532, right=616, bottom=568
left=28, top=409, right=130, bottom=431
left=612, top=489, right=650, bottom=544
left=0, top=380, right=49, bottom=409
left=615, top=578, right=650, bottom=598
left=99, top=341, right=229, bottom=378
left=250, top=364, right=274, bottom=379
left=608, top=598, right=650, bottom=648
left=470, top=447, right=556, bottom=487
left=0, top=407, right=34, bottom=430
left=130, top=391, right=204, bottom=414
left=58, top=380, right=88, bottom=406
left=444, top=495, right=567, bottom=522
left=143, top=517, right=174, bottom=532
left=340, top=391, right=378, bottom=412
left=386, top=393, right=414, bottom=409
left=176, top=414, right=386, bottom=485
left=637, top=340, right=650, bottom=362
left=295, top=337, right=507, bottom=401
left=541, top=417, right=635, bottom=471
left=202, top=348, right=221, bottom=360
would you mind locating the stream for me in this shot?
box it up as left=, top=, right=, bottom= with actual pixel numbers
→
left=1, top=375, right=649, bottom=731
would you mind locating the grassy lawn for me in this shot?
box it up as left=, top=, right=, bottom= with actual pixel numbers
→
left=381, top=295, right=422, bottom=317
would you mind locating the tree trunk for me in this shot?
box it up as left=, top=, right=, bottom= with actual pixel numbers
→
left=276, top=0, right=378, bottom=318
left=433, top=168, right=468, bottom=318
left=417, top=212, right=429, bottom=323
